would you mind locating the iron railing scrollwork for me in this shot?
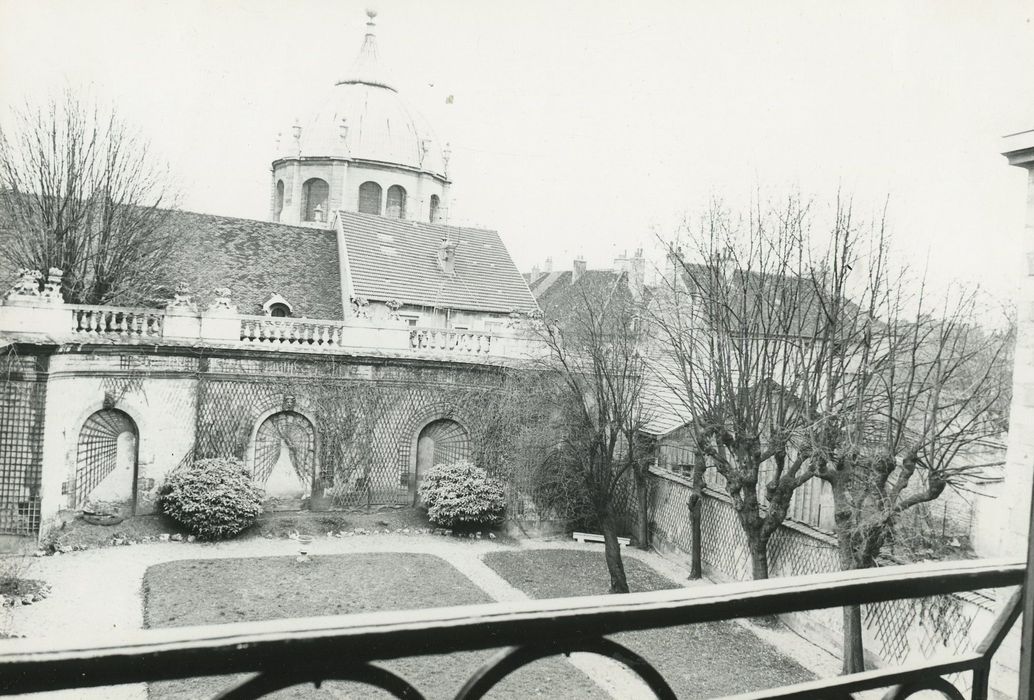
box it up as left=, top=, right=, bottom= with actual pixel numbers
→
left=0, top=559, right=1025, bottom=699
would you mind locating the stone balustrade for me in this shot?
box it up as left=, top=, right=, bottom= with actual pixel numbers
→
left=239, top=315, right=348, bottom=347
left=409, top=328, right=492, bottom=354
left=68, top=305, right=164, bottom=338
left=0, top=294, right=544, bottom=364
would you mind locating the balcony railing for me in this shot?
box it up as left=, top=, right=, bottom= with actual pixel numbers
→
left=238, top=314, right=348, bottom=347
left=0, top=296, right=542, bottom=364
left=410, top=327, right=493, bottom=354
left=0, top=558, right=1026, bottom=699
left=68, top=304, right=164, bottom=338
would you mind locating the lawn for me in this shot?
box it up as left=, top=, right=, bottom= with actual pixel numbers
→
left=481, top=549, right=815, bottom=699
left=143, top=553, right=604, bottom=699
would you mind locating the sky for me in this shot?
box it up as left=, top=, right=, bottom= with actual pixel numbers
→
left=1, top=0, right=1033, bottom=300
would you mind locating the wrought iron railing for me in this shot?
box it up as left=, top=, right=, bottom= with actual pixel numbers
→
left=0, top=558, right=1025, bottom=699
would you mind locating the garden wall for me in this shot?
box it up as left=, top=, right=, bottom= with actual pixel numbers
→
left=18, top=343, right=540, bottom=542
left=646, top=468, right=1007, bottom=697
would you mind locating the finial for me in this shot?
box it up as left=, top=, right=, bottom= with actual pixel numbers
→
left=366, top=8, right=377, bottom=28
left=442, top=142, right=452, bottom=174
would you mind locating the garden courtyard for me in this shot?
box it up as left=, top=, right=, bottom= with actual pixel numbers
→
left=1, top=526, right=839, bottom=699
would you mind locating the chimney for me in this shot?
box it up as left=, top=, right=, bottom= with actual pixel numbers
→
left=630, top=248, right=646, bottom=293
left=572, top=257, right=587, bottom=284
left=530, top=264, right=541, bottom=279
left=544, top=257, right=553, bottom=273
left=437, top=238, right=457, bottom=275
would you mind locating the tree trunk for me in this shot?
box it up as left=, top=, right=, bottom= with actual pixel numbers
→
left=746, top=531, right=770, bottom=580
left=635, top=468, right=650, bottom=550
left=688, top=453, right=705, bottom=579
left=836, top=524, right=866, bottom=674
left=601, top=516, right=630, bottom=593
left=841, top=603, right=865, bottom=674
left=688, top=496, right=703, bottom=579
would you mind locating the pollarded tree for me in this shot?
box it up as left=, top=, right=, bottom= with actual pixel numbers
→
left=0, top=91, right=180, bottom=305
left=806, top=274, right=1012, bottom=672
left=650, top=195, right=844, bottom=581
left=537, top=271, right=653, bottom=593
left=655, top=192, right=1011, bottom=672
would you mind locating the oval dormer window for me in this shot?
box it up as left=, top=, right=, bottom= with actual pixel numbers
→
left=269, top=303, right=290, bottom=318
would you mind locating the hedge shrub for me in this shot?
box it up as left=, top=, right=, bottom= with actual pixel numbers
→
left=158, top=458, right=263, bottom=540
left=419, top=460, right=506, bottom=529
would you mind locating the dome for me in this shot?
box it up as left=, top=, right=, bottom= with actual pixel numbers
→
left=275, top=12, right=447, bottom=179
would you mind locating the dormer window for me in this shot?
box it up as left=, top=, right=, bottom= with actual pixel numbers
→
left=262, top=293, right=294, bottom=318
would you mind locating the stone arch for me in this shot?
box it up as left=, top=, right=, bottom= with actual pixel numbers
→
left=358, top=181, right=382, bottom=215
left=402, top=404, right=474, bottom=505
left=302, top=177, right=329, bottom=222
left=247, top=409, right=320, bottom=508
left=73, top=408, right=139, bottom=514
left=274, top=180, right=285, bottom=221
left=386, top=185, right=406, bottom=219
left=429, top=194, right=440, bottom=223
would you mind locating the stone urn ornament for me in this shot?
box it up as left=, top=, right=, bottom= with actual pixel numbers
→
left=297, top=534, right=314, bottom=562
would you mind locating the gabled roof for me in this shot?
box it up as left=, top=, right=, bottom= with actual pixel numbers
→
left=528, top=269, right=626, bottom=310
left=336, top=210, right=539, bottom=314
left=165, top=210, right=343, bottom=319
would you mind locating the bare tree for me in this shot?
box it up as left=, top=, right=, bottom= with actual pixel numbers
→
left=650, top=196, right=836, bottom=581
left=0, top=91, right=179, bottom=305
left=808, top=274, right=1012, bottom=673
left=537, top=272, right=652, bottom=593
left=654, top=193, right=1012, bottom=672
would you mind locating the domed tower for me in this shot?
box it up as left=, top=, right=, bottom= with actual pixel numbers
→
left=270, top=11, right=451, bottom=227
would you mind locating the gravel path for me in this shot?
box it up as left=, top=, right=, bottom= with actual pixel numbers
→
left=1, top=534, right=840, bottom=699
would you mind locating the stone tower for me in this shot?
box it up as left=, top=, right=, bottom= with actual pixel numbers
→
left=270, top=11, right=451, bottom=227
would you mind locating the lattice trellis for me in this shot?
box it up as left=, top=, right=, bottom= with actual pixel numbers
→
left=0, top=376, right=45, bottom=536
left=648, top=474, right=695, bottom=549
left=252, top=411, right=316, bottom=486
left=649, top=470, right=986, bottom=673
left=74, top=409, right=137, bottom=507
left=194, top=374, right=509, bottom=508
left=698, top=493, right=751, bottom=579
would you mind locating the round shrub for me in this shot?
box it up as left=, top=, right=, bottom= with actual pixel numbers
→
left=419, top=460, right=506, bottom=529
left=158, top=458, right=263, bottom=540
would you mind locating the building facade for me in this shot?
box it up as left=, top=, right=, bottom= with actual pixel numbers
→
left=0, top=13, right=542, bottom=549
left=270, top=11, right=450, bottom=227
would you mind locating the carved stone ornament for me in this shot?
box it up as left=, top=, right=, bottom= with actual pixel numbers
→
left=350, top=295, right=370, bottom=320
left=385, top=298, right=402, bottom=321
left=4, top=268, right=43, bottom=301
left=166, top=283, right=197, bottom=312
left=505, top=309, right=523, bottom=329
left=208, top=287, right=235, bottom=312
left=40, top=268, right=65, bottom=303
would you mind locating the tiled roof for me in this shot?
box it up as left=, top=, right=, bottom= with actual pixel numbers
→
left=531, top=269, right=628, bottom=321
left=527, top=270, right=572, bottom=300
left=337, top=210, right=539, bottom=314
left=165, top=210, right=343, bottom=319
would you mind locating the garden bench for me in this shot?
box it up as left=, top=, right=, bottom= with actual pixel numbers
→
left=572, top=532, right=630, bottom=547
